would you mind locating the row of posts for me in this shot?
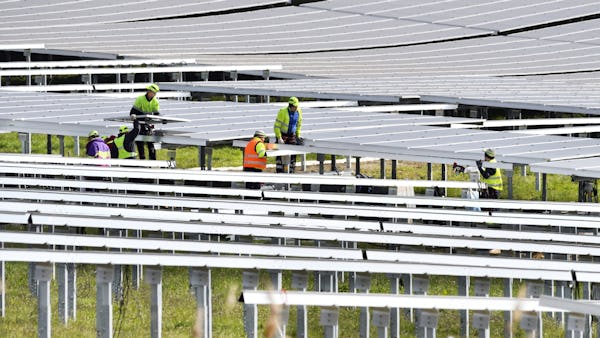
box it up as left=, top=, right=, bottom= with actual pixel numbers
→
left=32, top=263, right=212, bottom=338
left=24, top=262, right=599, bottom=338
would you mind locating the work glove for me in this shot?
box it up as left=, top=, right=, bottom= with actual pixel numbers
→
left=475, top=160, right=482, bottom=168
left=277, top=137, right=284, bottom=144
left=296, top=137, right=304, bottom=145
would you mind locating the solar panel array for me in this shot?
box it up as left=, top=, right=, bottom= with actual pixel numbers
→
left=0, top=91, right=468, bottom=142
left=162, top=77, right=600, bottom=115
left=1, top=0, right=600, bottom=176
left=307, top=0, right=600, bottom=32
left=0, top=0, right=289, bottom=28
left=3, top=90, right=600, bottom=170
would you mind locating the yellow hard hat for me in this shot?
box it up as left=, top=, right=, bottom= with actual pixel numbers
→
left=146, top=84, right=160, bottom=93
left=484, top=148, right=495, bottom=158
left=119, top=125, right=129, bottom=133
left=288, top=96, right=299, bottom=107
left=88, top=130, right=99, bottom=138
left=254, top=130, right=267, bottom=138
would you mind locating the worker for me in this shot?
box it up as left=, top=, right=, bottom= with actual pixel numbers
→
left=130, top=83, right=160, bottom=160
left=243, top=130, right=275, bottom=189
left=105, top=120, right=141, bottom=159
left=86, top=130, right=111, bottom=159
left=274, top=96, right=303, bottom=173
left=476, top=148, right=503, bottom=199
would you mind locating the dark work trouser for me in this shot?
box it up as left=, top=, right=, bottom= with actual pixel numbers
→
left=243, top=167, right=262, bottom=189
left=136, top=125, right=156, bottom=160
left=276, top=134, right=296, bottom=173
left=480, top=187, right=500, bottom=211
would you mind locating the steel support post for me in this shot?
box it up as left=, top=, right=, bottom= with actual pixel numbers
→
left=506, top=169, right=514, bottom=199
left=473, top=311, right=491, bottom=338
left=373, top=308, right=390, bottom=338
left=68, top=263, right=76, bottom=320
left=474, top=278, right=491, bottom=338
left=320, top=271, right=338, bottom=337
left=96, top=265, right=114, bottom=338
left=28, top=220, right=40, bottom=296
left=28, top=262, right=37, bottom=296
left=46, top=135, right=52, bottom=155
left=593, top=284, right=600, bottom=338
left=292, top=271, right=309, bottom=338
left=458, top=276, right=470, bottom=337
left=566, top=313, right=585, bottom=338
left=199, top=146, right=206, bottom=170
left=391, top=160, right=397, bottom=179
left=541, top=173, right=548, bottom=201
left=243, top=270, right=259, bottom=338
left=331, top=155, right=337, bottom=172
left=402, top=274, right=413, bottom=322
left=427, top=163, right=433, bottom=180
left=320, top=307, right=339, bottom=338
left=413, top=275, right=433, bottom=338
left=269, top=269, right=282, bottom=291
left=504, top=278, right=513, bottom=338
left=74, top=136, right=80, bottom=156
left=0, top=260, right=4, bottom=317
left=108, top=229, right=123, bottom=302
left=526, top=280, right=544, bottom=338
left=132, top=230, right=142, bottom=290
left=57, top=263, right=69, bottom=323
left=380, top=158, right=386, bottom=179
left=441, top=164, right=447, bottom=196
left=417, top=309, right=439, bottom=338
left=353, top=273, right=371, bottom=338
left=58, top=135, right=65, bottom=156
left=145, top=266, right=163, bottom=338
left=555, top=280, right=569, bottom=325
left=190, top=268, right=211, bottom=338
left=35, top=263, right=52, bottom=338
left=520, top=312, right=538, bottom=338
left=389, top=274, right=401, bottom=338
left=206, top=147, right=213, bottom=170
left=583, top=282, right=592, bottom=338
left=18, top=132, right=31, bottom=154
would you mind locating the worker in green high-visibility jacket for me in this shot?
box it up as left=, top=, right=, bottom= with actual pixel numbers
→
left=476, top=148, right=503, bottom=199
left=130, top=83, right=160, bottom=160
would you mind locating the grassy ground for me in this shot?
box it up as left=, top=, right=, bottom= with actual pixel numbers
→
left=0, top=132, right=586, bottom=337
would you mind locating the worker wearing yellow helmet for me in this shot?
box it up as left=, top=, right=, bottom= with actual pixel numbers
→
left=85, top=130, right=111, bottom=159
left=476, top=148, right=503, bottom=199
left=273, top=96, right=303, bottom=173
left=130, top=83, right=160, bottom=160
left=105, top=120, right=141, bottom=159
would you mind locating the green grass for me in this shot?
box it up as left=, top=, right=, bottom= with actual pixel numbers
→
left=0, top=266, right=572, bottom=337
left=0, top=132, right=588, bottom=337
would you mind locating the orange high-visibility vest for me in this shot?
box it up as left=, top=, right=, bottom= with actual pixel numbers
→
left=243, top=137, right=267, bottom=170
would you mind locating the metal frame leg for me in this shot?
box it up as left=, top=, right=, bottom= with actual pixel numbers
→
left=145, top=266, right=163, bottom=338
left=243, top=271, right=259, bottom=338
left=35, top=264, right=52, bottom=338
left=190, top=268, right=211, bottom=338
left=96, top=265, right=114, bottom=338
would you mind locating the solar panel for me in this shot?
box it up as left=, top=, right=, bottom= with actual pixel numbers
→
left=306, top=0, right=600, bottom=32
left=162, top=76, right=600, bottom=115
left=530, top=157, right=600, bottom=177
left=0, top=0, right=290, bottom=27
left=3, top=91, right=600, bottom=168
